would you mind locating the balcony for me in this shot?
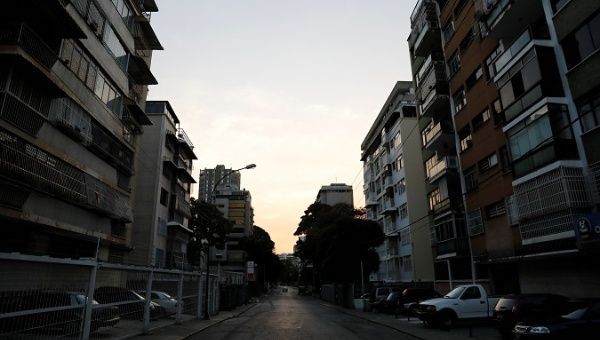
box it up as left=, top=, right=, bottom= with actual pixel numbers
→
left=429, top=196, right=451, bottom=215
left=427, top=156, right=458, bottom=182
left=512, top=139, right=579, bottom=178
left=487, top=29, right=532, bottom=79
left=177, top=128, right=198, bottom=160
left=409, top=1, right=441, bottom=57
left=227, top=250, right=247, bottom=263
left=0, top=23, right=58, bottom=70
left=48, top=98, right=92, bottom=145
left=435, top=238, right=470, bottom=258
left=132, top=13, right=163, bottom=50
left=422, top=121, right=454, bottom=152
left=382, top=201, right=397, bottom=216
left=512, top=166, right=591, bottom=223
left=478, top=0, right=543, bottom=39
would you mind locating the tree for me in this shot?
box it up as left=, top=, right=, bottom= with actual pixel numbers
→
left=187, top=198, right=233, bottom=266
left=294, top=203, right=383, bottom=284
left=239, top=226, right=283, bottom=293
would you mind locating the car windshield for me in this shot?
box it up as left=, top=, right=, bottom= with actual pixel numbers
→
left=161, top=292, right=173, bottom=299
left=444, top=286, right=466, bottom=299
left=562, top=307, right=587, bottom=320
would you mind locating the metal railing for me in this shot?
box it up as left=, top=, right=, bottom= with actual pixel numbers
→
left=427, top=156, right=458, bottom=180
left=0, top=252, right=245, bottom=339
left=0, top=22, right=58, bottom=69
left=49, top=98, right=93, bottom=145
left=176, top=128, right=194, bottom=149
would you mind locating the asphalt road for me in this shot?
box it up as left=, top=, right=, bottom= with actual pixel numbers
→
left=188, top=286, right=418, bottom=340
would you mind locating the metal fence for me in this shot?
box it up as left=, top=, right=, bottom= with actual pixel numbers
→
left=0, top=252, right=244, bottom=339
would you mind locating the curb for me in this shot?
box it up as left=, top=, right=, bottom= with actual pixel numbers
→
left=319, top=302, right=426, bottom=340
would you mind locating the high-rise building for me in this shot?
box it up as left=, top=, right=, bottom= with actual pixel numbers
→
left=473, top=0, right=600, bottom=296
left=316, top=183, right=353, bottom=207
left=0, top=0, right=161, bottom=261
left=129, top=101, right=197, bottom=268
left=198, top=165, right=241, bottom=202
left=409, top=0, right=471, bottom=292
left=438, top=0, right=517, bottom=294
left=213, top=189, right=254, bottom=273
left=361, top=81, right=434, bottom=284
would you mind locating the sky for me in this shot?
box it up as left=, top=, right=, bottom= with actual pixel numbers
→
left=148, top=0, right=416, bottom=253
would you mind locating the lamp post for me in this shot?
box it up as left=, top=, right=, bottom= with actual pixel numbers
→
left=203, top=163, right=256, bottom=320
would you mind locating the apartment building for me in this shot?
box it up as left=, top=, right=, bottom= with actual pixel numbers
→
left=0, top=0, right=161, bottom=261
left=128, top=101, right=196, bottom=268
left=316, top=183, right=353, bottom=207
left=361, top=81, right=434, bottom=284
left=213, top=189, right=254, bottom=273
left=408, top=0, right=471, bottom=292
left=437, top=0, right=517, bottom=293
left=198, top=165, right=242, bottom=202
left=473, top=0, right=600, bottom=296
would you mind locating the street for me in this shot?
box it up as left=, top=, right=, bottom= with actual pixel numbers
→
left=188, top=287, right=417, bottom=340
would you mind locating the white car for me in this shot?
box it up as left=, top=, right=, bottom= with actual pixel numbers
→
left=141, top=291, right=180, bottom=316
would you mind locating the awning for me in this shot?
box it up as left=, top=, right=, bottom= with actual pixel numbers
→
left=178, top=168, right=197, bottom=183
left=123, top=98, right=152, bottom=125
left=128, top=54, right=158, bottom=85
left=133, top=16, right=163, bottom=50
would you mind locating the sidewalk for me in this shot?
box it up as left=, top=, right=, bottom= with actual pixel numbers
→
left=123, top=303, right=257, bottom=340
left=319, top=301, right=502, bottom=340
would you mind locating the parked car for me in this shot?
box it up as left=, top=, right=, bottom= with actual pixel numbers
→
left=0, top=290, right=119, bottom=335
left=139, top=290, right=180, bottom=316
left=513, top=299, right=600, bottom=339
left=94, top=287, right=161, bottom=320
left=371, top=288, right=442, bottom=314
left=493, top=294, right=570, bottom=338
left=414, top=284, right=501, bottom=327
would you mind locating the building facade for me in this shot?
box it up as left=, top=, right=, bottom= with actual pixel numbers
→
left=0, top=0, right=161, bottom=261
left=213, top=189, right=254, bottom=273
left=316, top=183, right=353, bottom=207
left=198, top=165, right=241, bottom=202
left=474, top=0, right=600, bottom=296
left=129, top=101, right=196, bottom=268
left=409, top=0, right=471, bottom=292
left=361, top=81, right=434, bottom=284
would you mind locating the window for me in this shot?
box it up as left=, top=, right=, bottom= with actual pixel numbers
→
left=498, top=51, right=542, bottom=117
left=443, top=21, right=455, bottom=44
left=434, top=217, right=456, bottom=242
left=465, top=67, right=484, bottom=90
left=472, top=108, right=491, bottom=131
left=459, top=126, right=473, bottom=152
left=462, top=287, right=481, bottom=299
left=485, top=201, right=506, bottom=219
left=499, top=145, right=512, bottom=173
left=467, top=209, right=484, bottom=236
left=399, top=204, right=408, bottom=220
left=395, top=179, right=406, bottom=195
left=448, top=51, right=461, bottom=76
left=464, top=166, right=479, bottom=192
left=561, top=11, right=600, bottom=69
left=160, top=188, right=168, bottom=206
left=396, top=155, right=404, bottom=170
left=403, top=256, right=412, bottom=271
left=577, top=89, right=600, bottom=133
left=459, top=28, right=474, bottom=53
left=453, top=0, right=468, bottom=17
left=401, top=228, right=410, bottom=245
left=453, top=87, right=466, bottom=112
left=478, top=153, right=498, bottom=172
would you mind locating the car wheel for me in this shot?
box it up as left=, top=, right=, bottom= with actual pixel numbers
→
left=440, top=310, right=456, bottom=328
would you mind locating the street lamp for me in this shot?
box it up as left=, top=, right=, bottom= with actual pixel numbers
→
left=204, top=163, right=256, bottom=320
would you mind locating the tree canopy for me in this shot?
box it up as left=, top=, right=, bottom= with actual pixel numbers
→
left=187, top=198, right=233, bottom=266
left=293, top=203, right=383, bottom=283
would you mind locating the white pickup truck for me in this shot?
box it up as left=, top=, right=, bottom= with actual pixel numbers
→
left=413, top=284, right=500, bottom=327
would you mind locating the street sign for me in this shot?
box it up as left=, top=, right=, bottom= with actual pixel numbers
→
left=575, top=213, right=600, bottom=246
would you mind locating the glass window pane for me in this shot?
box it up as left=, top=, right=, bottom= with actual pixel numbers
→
left=574, top=26, right=595, bottom=61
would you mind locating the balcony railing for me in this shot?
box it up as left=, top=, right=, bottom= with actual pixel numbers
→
left=512, top=166, right=591, bottom=223
left=0, top=23, right=58, bottom=69
left=48, top=98, right=93, bottom=145
left=427, top=156, right=458, bottom=180
left=488, top=29, right=532, bottom=78
left=436, top=238, right=469, bottom=257
left=422, top=121, right=452, bottom=147
left=482, top=0, right=511, bottom=32
left=0, top=128, right=132, bottom=221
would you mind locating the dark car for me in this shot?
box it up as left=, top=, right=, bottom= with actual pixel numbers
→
left=400, top=288, right=443, bottom=314
left=371, top=288, right=441, bottom=314
left=493, top=294, right=570, bottom=338
left=513, top=299, right=600, bottom=340
left=94, top=287, right=161, bottom=320
left=0, top=290, right=119, bottom=336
